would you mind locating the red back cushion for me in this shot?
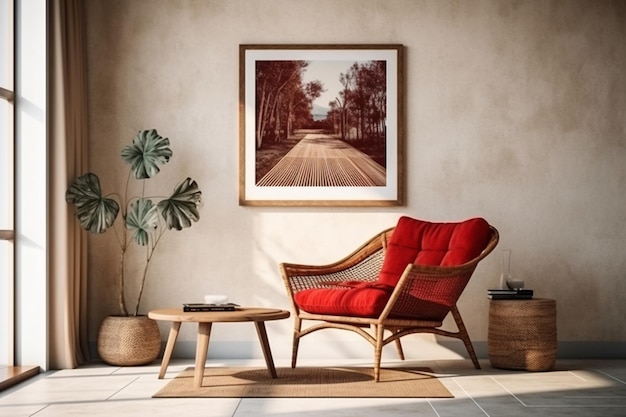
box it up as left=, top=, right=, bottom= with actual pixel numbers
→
left=377, top=216, right=492, bottom=287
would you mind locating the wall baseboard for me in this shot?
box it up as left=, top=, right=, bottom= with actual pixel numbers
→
left=443, top=341, right=626, bottom=360
left=88, top=340, right=626, bottom=362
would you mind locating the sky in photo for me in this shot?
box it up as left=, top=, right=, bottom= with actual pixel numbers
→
left=301, top=60, right=355, bottom=110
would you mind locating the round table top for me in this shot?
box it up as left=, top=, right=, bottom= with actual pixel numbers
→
left=148, top=307, right=290, bottom=323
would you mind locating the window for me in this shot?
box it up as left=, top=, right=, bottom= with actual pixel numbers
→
left=0, top=0, right=15, bottom=368
left=2, top=0, right=46, bottom=378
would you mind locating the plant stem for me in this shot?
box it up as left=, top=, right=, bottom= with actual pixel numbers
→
left=118, top=246, right=129, bottom=316
left=133, top=252, right=151, bottom=317
left=117, top=171, right=133, bottom=317
left=135, top=219, right=166, bottom=316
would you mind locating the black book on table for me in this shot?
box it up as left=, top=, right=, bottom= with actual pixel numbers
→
left=488, top=288, right=534, bottom=295
left=488, top=293, right=534, bottom=300
left=183, top=303, right=239, bottom=312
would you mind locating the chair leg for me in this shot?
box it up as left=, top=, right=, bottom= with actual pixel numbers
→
left=451, top=306, right=481, bottom=369
left=291, top=317, right=302, bottom=369
left=394, top=330, right=405, bottom=360
left=373, top=325, right=385, bottom=382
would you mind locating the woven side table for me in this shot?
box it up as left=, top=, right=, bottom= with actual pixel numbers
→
left=488, top=298, right=557, bottom=371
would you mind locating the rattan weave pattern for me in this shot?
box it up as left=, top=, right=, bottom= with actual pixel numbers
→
left=488, top=298, right=557, bottom=371
left=389, top=268, right=475, bottom=320
left=97, top=315, right=161, bottom=366
left=288, top=250, right=384, bottom=293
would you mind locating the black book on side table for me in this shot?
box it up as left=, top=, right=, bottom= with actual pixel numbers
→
left=487, top=289, right=534, bottom=300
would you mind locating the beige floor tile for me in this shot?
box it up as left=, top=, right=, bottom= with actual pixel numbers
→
left=21, top=399, right=240, bottom=417
left=0, top=359, right=625, bottom=417
left=234, top=398, right=437, bottom=417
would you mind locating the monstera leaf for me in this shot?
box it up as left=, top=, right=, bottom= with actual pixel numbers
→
left=121, top=129, right=173, bottom=179
left=65, top=173, right=120, bottom=234
left=157, top=178, right=202, bottom=230
left=126, top=198, right=159, bottom=246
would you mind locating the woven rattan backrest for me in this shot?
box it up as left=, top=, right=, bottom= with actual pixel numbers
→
left=287, top=250, right=384, bottom=293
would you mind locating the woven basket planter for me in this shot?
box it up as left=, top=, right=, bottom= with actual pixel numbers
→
left=97, top=315, right=161, bottom=366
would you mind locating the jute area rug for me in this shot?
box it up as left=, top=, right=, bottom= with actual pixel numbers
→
left=153, top=366, right=453, bottom=398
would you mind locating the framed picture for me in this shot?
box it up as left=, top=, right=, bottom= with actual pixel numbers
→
left=239, top=44, right=404, bottom=207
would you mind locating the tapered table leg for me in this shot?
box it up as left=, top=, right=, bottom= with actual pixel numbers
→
left=194, top=322, right=212, bottom=388
left=255, top=321, right=277, bottom=378
left=158, top=321, right=181, bottom=379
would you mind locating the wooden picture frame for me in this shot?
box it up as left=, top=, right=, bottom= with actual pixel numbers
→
left=239, top=44, right=404, bottom=207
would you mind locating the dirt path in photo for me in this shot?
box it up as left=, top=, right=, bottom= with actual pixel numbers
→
left=256, top=133, right=386, bottom=187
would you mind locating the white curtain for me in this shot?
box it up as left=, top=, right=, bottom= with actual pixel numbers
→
left=48, top=0, right=90, bottom=369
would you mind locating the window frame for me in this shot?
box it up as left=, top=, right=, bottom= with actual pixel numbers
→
left=0, top=0, right=15, bottom=368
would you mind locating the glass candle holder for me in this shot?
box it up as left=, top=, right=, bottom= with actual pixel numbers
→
left=499, top=249, right=525, bottom=290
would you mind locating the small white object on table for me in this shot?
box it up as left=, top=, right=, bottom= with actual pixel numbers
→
left=204, top=294, right=228, bottom=304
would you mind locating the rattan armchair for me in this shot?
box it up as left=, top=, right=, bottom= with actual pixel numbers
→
left=280, top=216, right=499, bottom=381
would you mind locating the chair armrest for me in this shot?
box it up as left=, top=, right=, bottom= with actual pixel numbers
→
left=280, top=228, right=392, bottom=295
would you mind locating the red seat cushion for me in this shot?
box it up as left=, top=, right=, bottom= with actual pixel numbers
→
left=294, top=282, right=393, bottom=318
left=294, top=217, right=492, bottom=318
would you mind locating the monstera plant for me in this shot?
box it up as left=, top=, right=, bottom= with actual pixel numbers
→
left=66, top=129, right=202, bottom=317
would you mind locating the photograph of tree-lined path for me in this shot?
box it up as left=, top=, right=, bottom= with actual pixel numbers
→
left=254, top=59, right=388, bottom=187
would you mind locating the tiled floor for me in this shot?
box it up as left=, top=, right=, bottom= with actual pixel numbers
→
left=0, top=358, right=624, bottom=417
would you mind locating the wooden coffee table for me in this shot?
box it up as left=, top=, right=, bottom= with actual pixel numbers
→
left=148, top=307, right=290, bottom=387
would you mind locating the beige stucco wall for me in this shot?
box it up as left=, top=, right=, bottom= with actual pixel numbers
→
left=85, top=0, right=626, bottom=360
